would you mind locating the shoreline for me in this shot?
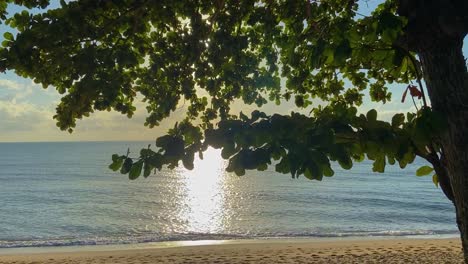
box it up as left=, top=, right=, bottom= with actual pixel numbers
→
left=0, top=236, right=462, bottom=263
left=0, top=234, right=460, bottom=255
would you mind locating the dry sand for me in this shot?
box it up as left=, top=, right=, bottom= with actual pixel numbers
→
left=0, top=237, right=463, bottom=264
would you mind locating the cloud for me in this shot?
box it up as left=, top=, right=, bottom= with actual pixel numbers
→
left=0, top=89, right=180, bottom=142
left=0, top=100, right=54, bottom=132
left=0, top=79, right=38, bottom=103
left=0, top=75, right=184, bottom=142
left=0, top=79, right=22, bottom=90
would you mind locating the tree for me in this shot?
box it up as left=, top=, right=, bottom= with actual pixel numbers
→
left=1, top=0, right=468, bottom=260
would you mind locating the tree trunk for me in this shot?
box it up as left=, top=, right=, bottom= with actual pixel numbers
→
left=418, top=36, right=468, bottom=262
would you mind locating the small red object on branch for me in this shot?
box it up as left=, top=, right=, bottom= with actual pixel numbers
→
left=401, top=85, right=423, bottom=103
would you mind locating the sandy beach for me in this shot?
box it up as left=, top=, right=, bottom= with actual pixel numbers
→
left=0, top=237, right=462, bottom=264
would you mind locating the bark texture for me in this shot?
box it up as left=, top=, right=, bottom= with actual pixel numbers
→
left=397, top=0, right=468, bottom=261
left=419, top=37, right=468, bottom=262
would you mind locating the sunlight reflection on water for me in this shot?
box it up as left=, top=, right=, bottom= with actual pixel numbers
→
left=178, top=148, right=228, bottom=233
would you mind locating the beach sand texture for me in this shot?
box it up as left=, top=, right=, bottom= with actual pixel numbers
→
left=0, top=238, right=463, bottom=264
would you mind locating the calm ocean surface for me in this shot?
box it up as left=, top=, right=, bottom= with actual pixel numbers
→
left=0, top=141, right=458, bottom=248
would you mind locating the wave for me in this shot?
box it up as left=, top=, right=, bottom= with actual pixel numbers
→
left=0, top=230, right=459, bottom=249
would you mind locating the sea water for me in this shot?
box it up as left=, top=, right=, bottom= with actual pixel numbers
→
left=0, top=141, right=457, bottom=248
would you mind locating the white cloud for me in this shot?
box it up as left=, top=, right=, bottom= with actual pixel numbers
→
left=0, top=79, right=40, bottom=103
left=0, top=100, right=54, bottom=133
left=0, top=100, right=43, bottom=117
left=0, top=91, right=179, bottom=142
left=0, top=79, right=22, bottom=90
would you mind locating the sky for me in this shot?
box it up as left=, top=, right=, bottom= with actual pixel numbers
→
left=0, top=1, right=466, bottom=142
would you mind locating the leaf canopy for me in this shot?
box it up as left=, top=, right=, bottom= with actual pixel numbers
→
left=0, top=0, right=449, bottom=180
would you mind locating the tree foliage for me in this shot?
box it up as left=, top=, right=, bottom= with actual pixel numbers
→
left=0, top=0, right=456, bottom=182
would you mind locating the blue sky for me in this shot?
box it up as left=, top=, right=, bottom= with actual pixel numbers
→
left=0, top=1, right=466, bottom=142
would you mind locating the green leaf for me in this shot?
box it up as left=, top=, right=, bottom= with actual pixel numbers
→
left=182, top=154, right=194, bottom=170
left=112, top=154, right=121, bottom=162
left=156, top=135, right=173, bottom=148
left=251, top=110, right=267, bottom=122
left=120, top=158, right=133, bottom=174
left=294, top=95, right=304, bottom=107
left=143, top=162, right=152, bottom=178
left=257, top=163, right=268, bottom=171
left=336, top=152, right=353, bottom=170
left=234, top=167, right=245, bottom=176
left=147, top=154, right=163, bottom=170
left=204, top=129, right=225, bottom=149
left=392, top=48, right=406, bottom=67
left=309, top=130, right=334, bottom=147
left=391, top=113, right=405, bottom=127
left=366, top=109, right=377, bottom=122
left=239, top=111, right=248, bottom=121
left=304, top=168, right=313, bottom=180
left=275, top=158, right=290, bottom=174
left=416, top=166, right=434, bottom=176
left=372, top=156, right=386, bottom=173
left=129, top=160, right=143, bottom=180
left=221, top=142, right=236, bottom=159
left=333, top=39, right=351, bottom=65
left=3, top=32, right=13, bottom=41
left=323, top=165, right=334, bottom=177
left=304, top=159, right=322, bottom=180
left=432, top=174, right=439, bottom=187
left=164, top=137, right=185, bottom=157
left=109, top=155, right=124, bottom=171
left=323, top=46, right=334, bottom=64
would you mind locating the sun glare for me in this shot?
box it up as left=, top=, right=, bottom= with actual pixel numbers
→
left=181, top=147, right=227, bottom=233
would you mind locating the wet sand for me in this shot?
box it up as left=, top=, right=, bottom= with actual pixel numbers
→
left=0, top=237, right=462, bottom=263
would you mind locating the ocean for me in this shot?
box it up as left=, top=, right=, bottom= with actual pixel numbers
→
left=0, top=141, right=458, bottom=248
